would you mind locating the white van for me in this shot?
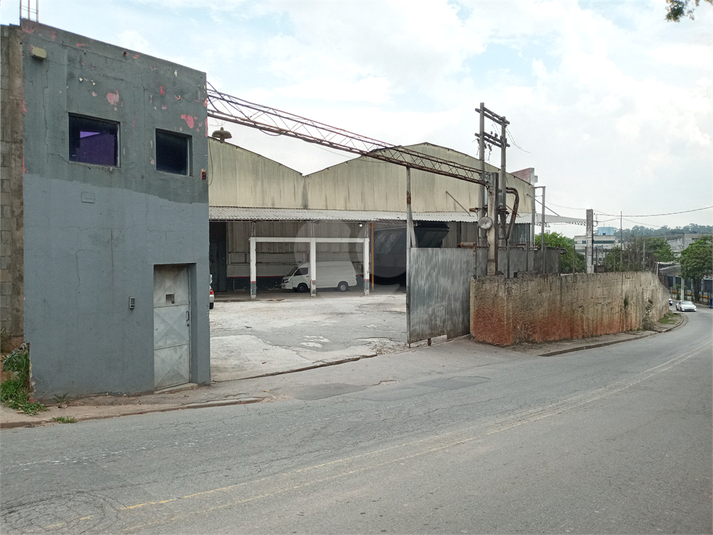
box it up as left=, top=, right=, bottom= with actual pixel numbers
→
left=281, top=261, right=357, bottom=292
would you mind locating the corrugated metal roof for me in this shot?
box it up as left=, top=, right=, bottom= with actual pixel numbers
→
left=209, top=206, right=480, bottom=222
left=515, top=214, right=587, bottom=225
left=210, top=206, right=585, bottom=225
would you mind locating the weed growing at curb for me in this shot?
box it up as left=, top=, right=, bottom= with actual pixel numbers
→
left=1, top=347, right=47, bottom=415
left=52, top=416, right=77, bottom=424
left=659, top=312, right=680, bottom=325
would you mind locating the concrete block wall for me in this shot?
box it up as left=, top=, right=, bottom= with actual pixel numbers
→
left=0, top=25, right=24, bottom=349
left=470, top=272, right=669, bottom=346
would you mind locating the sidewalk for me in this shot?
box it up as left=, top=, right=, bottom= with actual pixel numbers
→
left=0, top=313, right=684, bottom=429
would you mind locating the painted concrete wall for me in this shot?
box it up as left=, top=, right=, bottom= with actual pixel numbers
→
left=17, top=21, right=210, bottom=397
left=208, top=139, right=534, bottom=216
left=0, top=25, right=25, bottom=348
left=470, top=272, right=669, bottom=346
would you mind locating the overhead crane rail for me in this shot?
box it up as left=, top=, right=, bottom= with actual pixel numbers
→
left=206, top=82, right=489, bottom=187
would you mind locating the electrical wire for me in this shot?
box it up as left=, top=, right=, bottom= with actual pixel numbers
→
left=548, top=202, right=712, bottom=219
left=597, top=206, right=713, bottom=218
left=506, top=129, right=530, bottom=154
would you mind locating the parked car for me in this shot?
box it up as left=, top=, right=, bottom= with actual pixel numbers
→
left=209, top=285, right=215, bottom=309
left=669, top=298, right=673, bottom=305
left=281, top=261, right=357, bottom=292
left=676, top=300, right=696, bottom=312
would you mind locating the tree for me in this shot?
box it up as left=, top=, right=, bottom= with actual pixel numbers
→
left=535, top=232, right=585, bottom=274
left=679, top=235, right=713, bottom=302
left=600, top=237, right=673, bottom=272
left=647, top=237, right=675, bottom=262
left=603, top=245, right=624, bottom=272
left=666, top=0, right=712, bottom=21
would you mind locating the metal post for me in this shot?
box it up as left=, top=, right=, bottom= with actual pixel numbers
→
left=249, top=235, right=256, bottom=300
left=363, top=236, right=370, bottom=296
left=619, top=211, right=623, bottom=271
left=406, top=167, right=413, bottom=345
left=370, top=222, right=375, bottom=291
left=586, top=209, right=594, bottom=274
left=529, top=193, right=535, bottom=272
left=541, top=186, right=546, bottom=274
left=309, top=237, right=316, bottom=297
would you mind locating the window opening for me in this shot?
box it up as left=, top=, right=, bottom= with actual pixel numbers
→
left=69, top=115, right=119, bottom=166
left=156, top=130, right=190, bottom=175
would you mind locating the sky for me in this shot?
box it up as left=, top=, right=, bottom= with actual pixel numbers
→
left=2, top=0, right=711, bottom=237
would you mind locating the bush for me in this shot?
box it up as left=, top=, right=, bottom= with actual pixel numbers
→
left=1, top=347, right=46, bottom=415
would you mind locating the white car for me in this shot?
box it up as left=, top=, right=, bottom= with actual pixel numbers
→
left=209, top=285, right=215, bottom=309
left=676, top=300, right=696, bottom=312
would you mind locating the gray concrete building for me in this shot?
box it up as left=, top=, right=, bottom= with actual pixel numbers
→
left=1, top=21, right=210, bottom=398
left=665, top=233, right=710, bottom=256
left=574, top=230, right=619, bottom=265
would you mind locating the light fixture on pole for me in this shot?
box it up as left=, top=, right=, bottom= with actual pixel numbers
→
left=211, top=127, right=232, bottom=143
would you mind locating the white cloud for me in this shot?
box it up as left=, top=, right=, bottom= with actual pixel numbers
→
left=1, top=0, right=710, bottom=231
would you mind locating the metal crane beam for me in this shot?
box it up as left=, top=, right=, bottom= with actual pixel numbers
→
left=206, top=83, right=488, bottom=187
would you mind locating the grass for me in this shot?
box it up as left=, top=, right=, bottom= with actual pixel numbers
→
left=1, top=347, right=47, bottom=415
left=52, top=416, right=77, bottom=424
left=658, top=312, right=680, bottom=325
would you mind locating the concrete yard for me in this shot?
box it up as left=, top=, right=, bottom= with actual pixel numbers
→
left=209, top=286, right=409, bottom=381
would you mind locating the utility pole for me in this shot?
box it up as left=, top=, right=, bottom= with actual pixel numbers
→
left=541, top=186, right=546, bottom=273
left=586, top=209, right=594, bottom=274
left=619, top=212, right=624, bottom=271
left=474, top=104, right=509, bottom=276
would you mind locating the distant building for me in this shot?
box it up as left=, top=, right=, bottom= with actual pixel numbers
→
left=664, top=233, right=711, bottom=255
left=573, top=230, right=618, bottom=264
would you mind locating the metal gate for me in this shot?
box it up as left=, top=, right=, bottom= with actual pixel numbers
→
left=407, top=248, right=475, bottom=344
left=153, top=265, right=191, bottom=389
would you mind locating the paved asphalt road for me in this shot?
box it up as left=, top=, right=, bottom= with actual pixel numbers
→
left=1, top=310, right=711, bottom=534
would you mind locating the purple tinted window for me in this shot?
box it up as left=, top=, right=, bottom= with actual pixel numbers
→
left=69, top=115, right=118, bottom=166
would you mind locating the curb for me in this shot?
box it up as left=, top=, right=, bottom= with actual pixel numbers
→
left=539, top=313, right=685, bottom=357
left=0, top=396, right=267, bottom=429
left=539, top=332, right=656, bottom=357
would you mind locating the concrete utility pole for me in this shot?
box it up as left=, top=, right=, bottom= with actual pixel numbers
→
left=586, top=209, right=594, bottom=274
left=474, top=104, right=509, bottom=276
left=541, top=186, right=546, bottom=273
left=478, top=103, right=486, bottom=250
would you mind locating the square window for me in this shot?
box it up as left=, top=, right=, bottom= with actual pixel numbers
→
left=69, top=114, right=119, bottom=166
left=156, top=130, right=191, bottom=175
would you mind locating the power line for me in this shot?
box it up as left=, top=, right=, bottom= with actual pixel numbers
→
left=506, top=129, right=530, bottom=154
left=547, top=203, right=712, bottom=218
left=597, top=206, right=713, bottom=218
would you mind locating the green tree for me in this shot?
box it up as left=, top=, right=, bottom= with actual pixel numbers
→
left=603, top=245, right=624, bottom=272
left=604, top=237, right=676, bottom=272
left=679, top=235, right=713, bottom=302
left=535, top=232, right=585, bottom=273
left=666, top=0, right=712, bottom=21
left=646, top=237, right=675, bottom=263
